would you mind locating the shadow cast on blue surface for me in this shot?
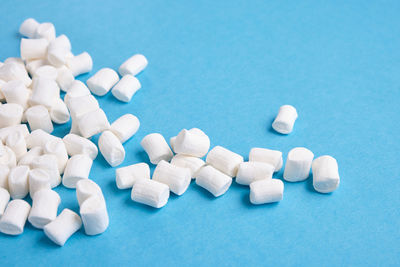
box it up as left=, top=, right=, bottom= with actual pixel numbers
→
left=123, top=196, right=163, bottom=214
left=134, top=150, right=151, bottom=165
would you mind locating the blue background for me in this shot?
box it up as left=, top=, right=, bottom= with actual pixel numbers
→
left=0, top=0, right=399, bottom=266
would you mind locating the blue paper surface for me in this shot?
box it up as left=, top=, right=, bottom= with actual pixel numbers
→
left=0, top=0, right=399, bottom=266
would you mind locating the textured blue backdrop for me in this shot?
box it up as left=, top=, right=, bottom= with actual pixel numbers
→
left=0, top=0, right=399, bottom=266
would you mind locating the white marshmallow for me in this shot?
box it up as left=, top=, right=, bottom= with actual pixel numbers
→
left=26, top=59, right=48, bottom=76
left=173, top=128, right=210, bottom=157
left=43, top=139, right=68, bottom=174
left=78, top=109, right=110, bottom=138
left=19, top=18, right=40, bottom=38
left=140, top=133, right=173, bottom=164
left=131, top=179, right=169, bottom=208
left=195, top=165, right=232, bottom=197
left=119, top=54, right=148, bottom=76
left=0, top=187, right=10, bottom=217
left=26, top=129, right=60, bottom=149
left=249, top=179, right=284, bottom=204
left=80, top=195, right=109, bottom=235
left=8, top=166, right=30, bottom=199
left=44, top=209, right=82, bottom=246
left=111, top=75, right=141, bottom=102
left=0, top=166, right=10, bottom=190
left=0, top=62, right=31, bottom=87
left=76, top=179, right=104, bottom=206
left=3, top=57, right=25, bottom=68
left=312, top=155, right=340, bottom=193
left=0, top=79, right=6, bottom=101
left=67, top=52, right=93, bottom=77
left=170, top=136, right=177, bottom=152
left=56, top=65, right=74, bottom=92
left=35, top=22, right=56, bottom=41
left=28, top=189, right=60, bottom=229
left=66, top=94, right=99, bottom=119
left=29, top=77, right=60, bottom=108
left=26, top=105, right=54, bottom=133
left=236, top=162, right=274, bottom=185
left=47, top=35, right=72, bottom=67
left=110, top=114, right=140, bottom=143
left=20, top=38, right=49, bottom=60
left=28, top=168, right=51, bottom=198
left=62, top=154, right=93, bottom=188
left=206, top=146, right=244, bottom=177
left=170, top=154, right=205, bottom=178
left=31, top=154, right=61, bottom=188
left=0, top=199, right=31, bottom=235
left=283, top=147, right=314, bottom=182
left=34, top=65, right=58, bottom=80
left=0, top=145, right=17, bottom=168
left=50, top=98, right=70, bottom=124
left=0, top=103, right=23, bottom=128
left=272, top=105, right=298, bottom=134
left=249, top=147, right=283, bottom=172
left=115, top=163, right=150, bottom=189
left=98, top=130, right=125, bottom=167
left=62, top=133, right=98, bottom=160
left=18, top=147, right=43, bottom=166
left=87, top=68, right=119, bottom=96
left=63, top=80, right=90, bottom=104
left=6, top=131, right=27, bottom=161
left=1, top=80, right=30, bottom=109
left=152, top=160, right=191, bottom=195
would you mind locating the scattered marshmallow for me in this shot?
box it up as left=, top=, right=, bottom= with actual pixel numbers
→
left=249, top=147, right=283, bottom=172
left=140, top=133, right=173, bottom=164
left=206, top=146, right=244, bottom=177
left=1, top=80, right=30, bottom=109
left=76, top=179, right=104, bottom=206
left=19, top=18, right=40, bottom=38
left=0, top=187, right=10, bottom=217
left=62, top=154, right=93, bottom=188
left=152, top=160, right=191, bottom=195
left=119, top=54, right=148, bottom=76
left=8, top=166, right=30, bottom=199
left=0, top=103, right=24, bottom=128
left=195, top=165, right=232, bottom=197
left=80, top=195, right=109, bottom=235
left=34, top=65, right=58, bottom=80
left=87, top=68, right=119, bottom=96
left=26, top=59, right=47, bottom=76
left=26, top=129, right=60, bottom=149
left=56, top=65, right=74, bottom=92
left=0, top=199, right=31, bottom=235
left=62, top=133, right=98, bottom=160
left=115, top=163, right=150, bottom=189
left=98, top=130, right=125, bottom=167
left=28, top=189, right=60, bottom=229
left=111, top=74, right=141, bottom=102
left=6, top=131, right=27, bottom=161
left=28, top=168, right=51, bottom=198
left=78, top=109, right=110, bottom=138
left=173, top=128, right=210, bottom=157
left=0, top=124, right=28, bottom=143
left=50, top=98, right=70, bottom=124
left=43, top=139, right=69, bottom=174
left=0, top=145, right=17, bottom=168
left=35, top=22, right=56, bottom=41
left=170, top=154, right=205, bottom=178
left=31, top=154, right=61, bottom=188
left=283, top=147, right=314, bottom=182
left=44, top=208, right=82, bottom=246
left=66, top=52, right=93, bottom=77
left=110, top=114, right=140, bottom=143
left=131, top=179, right=169, bottom=208
left=0, top=62, right=31, bottom=87
left=29, top=77, right=60, bottom=108
left=249, top=179, right=284, bottom=204
left=20, top=38, right=49, bottom=60
left=26, top=105, right=54, bottom=133
left=236, top=162, right=274, bottom=185
left=63, top=80, right=91, bottom=104
left=47, top=35, right=72, bottom=67
left=0, top=166, right=10, bottom=190
left=312, top=155, right=340, bottom=193
left=272, top=105, right=298, bottom=134
left=18, top=146, right=43, bottom=166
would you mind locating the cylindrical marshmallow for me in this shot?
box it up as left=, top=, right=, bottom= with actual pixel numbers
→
left=170, top=136, right=177, bottom=152
left=66, top=52, right=93, bottom=77
left=78, top=109, right=110, bottom=138
left=115, top=163, right=150, bottom=189
left=173, top=128, right=210, bottom=157
left=35, top=22, right=56, bottom=41
left=28, top=189, right=60, bottom=229
left=50, top=98, right=70, bottom=124
left=0, top=187, right=10, bottom=217
left=62, top=134, right=98, bottom=160
left=20, top=38, right=49, bottom=60
left=236, top=162, right=274, bottom=185
left=80, top=195, right=109, bottom=235
left=131, top=179, right=169, bottom=208
left=140, top=133, right=173, bottom=164
left=0, top=62, right=32, bottom=87
left=170, top=154, right=205, bottom=178
left=0, top=103, right=23, bottom=128
left=249, top=179, right=284, bottom=204
left=43, top=139, right=68, bottom=174
left=110, top=114, right=140, bottom=143
left=111, top=75, right=141, bottom=102
left=63, top=80, right=91, bottom=104
left=66, top=94, right=99, bottom=119
left=6, top=131, right=27, bottom=161
left=26, top=59, right=48, bottom=76
left=31, top=154, right=61, bottom=188
left=29, top=77, right=60, bottom=108
left=0, top=124, right=29, bottom=144
left=26, top=105, right=54, bottom=133
left=62, top=154, right=93, bottom=188
left=76, top=179, right=104, bottom=206
left=26, top=129, right=60, bottom=149
left=34, top=65, right=58, bottom=80
left=19, top=18, right=40, bottom=38
left=206, top=146, right=244, bottom=177
left=0, top=145, right=17, bottom=168
left=28, top=168, right=51, bottom=198
left=18, top=146, right=43, bottom=166
left=98, top=130, right=125, bottom=167
left=249, top=147, right=283, bottom=172
left=87, top=68, right=119, bottom=96
left=118, top=54, right=148, bottom=76
left=1, top=80, right=30, bottom=109
left=47, top=35, right=72, bottom=67
left=312, top=155, right=340, bottom=193
left=152, top=160, right=191, bottom=195
left=283, top=147, right=314, bottom=182
left=56, top=65, right=74, bottom=92
left=8, top=165, right=30, bottom=199
left=195, top=165, right=232, bottom=197
left=0, top=166, right=10, bottom=190
left=272, top=105, right=298, bottom=134
left=44, top=208, right=82, bottom=246
left=0, top=199, right=31, bottom=235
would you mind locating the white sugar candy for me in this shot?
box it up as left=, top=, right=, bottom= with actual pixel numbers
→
left=28, top=189, right=60, bottom=229
left=111, top=74, right=141, bottom=102
left=110, top=114, right=140, bottom=143
left=62, top=154, right=93, bottom=188
left=0, top=166, right=10, bottom=190
left=0, top=145, right=17, bottom=168
left=31, top=154, right=61, bottom=188
left=1, top=80, right=30, bottom=109
left=78, top=109, right=110, bottom=138
left=0, top=62, right=32, bottom=87
left=50, top=98, right=70, bottom=124
left=44, top=209, right=82, bottom=246
left=47, top=35, right=72, bottom=67
left=236, top=162, right=274, bottom=185
left=140, top=133, right=173, bottom=164
left=6, top=131, right=27, bottom=161
left=67, top=52, right=93, bottom=77
left=0, top=187, right=10, bottom=217
left=206, top=146, right=244, bottom=177
left=63, top=80, right=90, bottom=104
left=0, top=125, right=29, bottom=144
left=87, top=68, right=119, bottom=96
left=312, top=155, right=340, bottom=193
left=34, top=65, right=58, bottom=80
left=283, top=147, right=314, bottom=182
left=18, top=147, right=43, bottom=166
left=56, top=65, right=74, bottom=92
left=131, top=179, right=169, bottom=208
left=0, top=103, right=23, bottom=128
left=35, top=22, right=56, bottom=41
left=29, top=168, right=51, bottom=198
left=76, top=179, right=104, bottom=206
left=272, top=105, right=298, bottom=134
left=26, top=129, right=60, bottom=149
left=170, top=154, right=205, bottom=178
left=26, top=59, right=48, bottom=76
left=29, top=77, right=60, bottom=108
left=116, top=163, right=150, bottom=189
left=19, top=18, right=40, bottom=38
left=98, top=130, right=125, bottom=167
left=8, top=166, right=30, bottom=199
left=26, top=105, right=54, bottom=133
left=80, top=195, right=109, bottom=235
left=0, top=199, right=30, bottom=235
left=119, top=54, right=148, bottom=76
left=249, top=147, right=283, bottom=172
left=152, top=160, right=191, bottom=195
left=173, top=128, right=210, bottom=157
left=250, top=179, right=284, bottom=204
left=62, top=133, right=98, bottom=160
left=20, top=38, right=49, bottom=60
left=195, top=165, right=232, bottom=197
left=44, top=139, right=68, bottom=174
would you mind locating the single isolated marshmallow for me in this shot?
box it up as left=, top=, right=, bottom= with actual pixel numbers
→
left=87, top=68, right=119, bottom=96
left=35, top=22, right=56, bottom=41
left=26, top=59, right=48, bottom=76
left=62, top=133, right=98, bottom=160
left=119, top=54, right=148, bottom=76
left=28, top=168, right=51, bottom=198
left=173, top=128, right=210, bottom=157
left=110, top=114, right=140, bottom=143
left=67, top=52, right=93, bottom=77
left=272, top=105, right=298, bottom=134
left=152, top=160, right=191, bottom=195
left=20, top=38, right=49, bottom=60
left=6, top=131, right=27, bottom=161
left=63, top=80, right=91, bottom=104
left=140, top=133, right=173, bottom=164
left=78, top=109, right=110, bottom=138
left=56, top=65, right=74, bottom=92
left=111, top=75, right=141, bottom=102
left=26, top=105, right=54, bottom=133
left=0, top=124, right=29, bottom=144
left=80, top=195, right=109, bottom=235
left=0, top=187, right=10, bottom=217
left=0, top=145, right=17, bottom=168
left=249, top=179, right=284, bottom=205
left=62, top=154, right=93, bottom=188
left=206, top=146, right=244, bottom=177
left=195, top=165, right=232, bottom=197
left=131, top=179, right=169, bottom=208
left=1, top=80, right=30, bottom=109
left=50, top=98, right=70, bottom=124
left=283, top=147, right=314, bottom=182
left=170, top=154, right=205, bottom=178
left=30, top=77, right=60, bottom=108
left=0, top=166, right=10, bottom=190
left=115, top=163, right=150, bottom=189
left=249, top=147, right=283, bottom=172
left=312, top=155, right=340, bottom=193
left=236, top=162, right=274, bottom=186
left=34, top=65, right=58, bottom=80
left=31, top=154, right=61, bottom=188
left=44, top=209, right=82, bottom=246
left=26, top=129, right=60, bottom=149
left=76, top=179, right=104, bottom=206
left=28, top=189, right=60, bottom=229
left=47, top=35, right=72, bottom=67
left=98, top=131, right=125, bottom=167
left=8, top=165, right=30, bottom=199
left=18, top=147, right=43, bottom=166
left=0, top=103, right=24, bottom=128
left=0, top=199, right=31, bottom=235
left=43, top=139, right=69, bottom=174
left=0, top=62, right=32, bottom=87
left=19, top=18, right=40, bottom=38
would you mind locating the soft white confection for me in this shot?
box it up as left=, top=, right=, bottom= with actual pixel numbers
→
left=0, top=124, right=29, bottom=144
left=0, top=199, right=31, bottom=235
left=20, top=38, right=49, bottom=60
left=44, top=208, right=82, bottom=246
left=236, top=162, right=274, bottom=186
left=28, top=168, right=51, bottom=198
left=87, top=68, right=119, bottom=96
left=29, top=77, right=60, bottom=108
left=98, top=131, right=125, bottom=167
left=118, top=54, right=148, bottom=76
left=272, top=105, right=298, bottom=134
left=131, top=179, right=169, bottom=208
left=26, top=129, right=60, bottom=149
left=152, top=160, right=191, bottom=195
left=43, top=139, right=69, bottom=174
left=6, top=131, right=27, bottom=161
left=195, top=165, right=232, bottom=197
left=173, top=128, right=210, bottom=157
left=26, top=59, right=48, bottom=76
left=115, top=163, right=150, bottom=189
left=34, top=65, right=58, bottom=80
left=0, top=79, right=6, bottom=101
left=67, top=94, right=99, bottom=119
left=28, top=189, right=60, bottom=229
left=62, top=134, right=98, bottom=160
left=31, top=154, right=61, bottom=188
left=66, top=52, right=93, bottom=77
left=0, top=62, right=32, bottom=87
left=76, top=179, right=104, bottom=206
left=63, top=80, right=91, bottom=104
left=35, top=22, right=56, bottom=41
left=78, top=109, right=110, bottom=138
left=110, top=114, right=140, bottom=143
left=249, top=147, right=283, bottom=172
left=170, top=154, right=205, bottom=178
left=1, top=80, right=30, bottom=109
left=0, top=103, right=24, bottom=128
left=283, top=147, right=314, bottom=182
left=50, top=98, right=70, bottom=124
left=18, top=147, right=43, bottom=167
left=249, top=179, right=284, bottom=205
left=26, top=105, right=54, bottom=133
left=0, top=166, right=10, bottom=190
left=8, top=166, right=30, bottom=199
left=19, top=18, right=40, bottom=38
left=140, top=133, right=173, bottom=164
left=0, top=187, right=10, bottom=217
left=80, top=195, right=109, bottom=235
left=0, top=145, right=17, bottom=168
left=62, top=154, right=93, bottom=188
left=47, top=35, right=72, bottom=67
left=206, top=146, right=244, bottom=177
left=169, top=136, right=177, bottom=152
left=3, top=57, right=25, bottom=68
left=111, top=75, right=141, bottom=102
left=56, top=65, right=74, bottom=92
left=312, top=155, right=340, bottom=193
